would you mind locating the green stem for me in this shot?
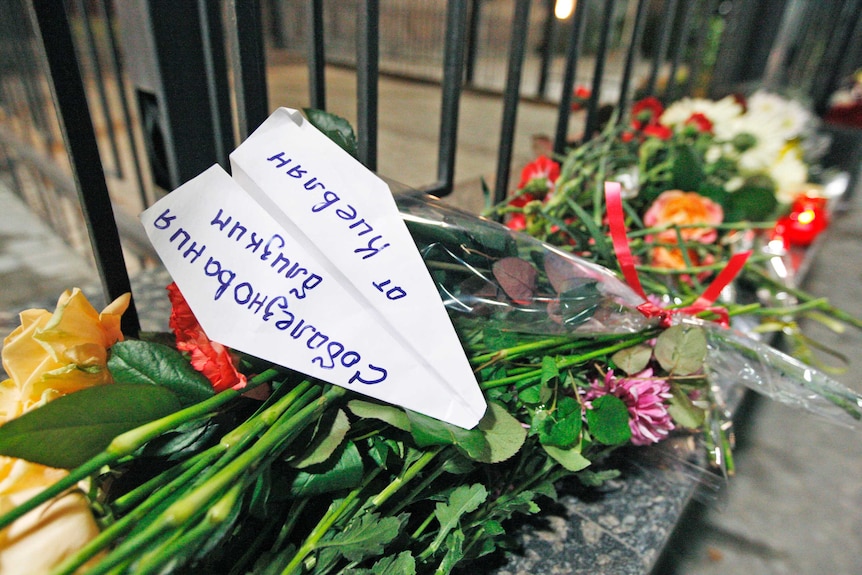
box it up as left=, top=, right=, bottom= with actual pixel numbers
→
left=280, top=468, right=382, bottom=575
left=371, top=448, right=441, bottom=509
left=746, top=265, right=862, bottom=330
left=480, top=332, right=657, bottom=390
left=0, top=369, right=281, bottom=532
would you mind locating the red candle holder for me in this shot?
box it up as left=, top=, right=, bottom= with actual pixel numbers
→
left=773, top=194, right=829, bottom=247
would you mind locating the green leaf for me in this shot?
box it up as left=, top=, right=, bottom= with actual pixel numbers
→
left=654, top=324, right=707, bottom=375
left=534, top=395, right=582, bottom=449
left=612, top=343, right=653, bottom=375
left=725, top=180, right=778, bottom=222
left=286, top=441, right=364, bottom=498
left=290, top=409, right=350, bottom=469
left=672, top=144, right=705, bottom=191
left=347, top=400, right=411, bottom=431
left=429, top=484, right=487, bottom=558
left=318, top=512, right=406, bottom=563
left=0, top=383, right=181, bottom=468
left=667, top=385, right=706, bottom=429
left=474, top=401, right=527, bottom=463
left=406, top=411, right=490, bottom=462
left=577, top=467, right=621, bottom=487
left=542, top=444, right=592, bottom=472
left=108, top=340, right=214, bottom=406
left=586, top=394, right=632, bottom=445
left=303, top=108, right=358, bottom=158
left=436, top=530, right=465, bottom=575
left=540, top=355, right=559, bottom=385
left=344, top=552, right=416, bottom=575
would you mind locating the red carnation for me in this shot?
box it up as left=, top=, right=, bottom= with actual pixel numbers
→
left=167, top=282, right=247, bottom=393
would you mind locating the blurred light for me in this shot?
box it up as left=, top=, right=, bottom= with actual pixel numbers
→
left=797, top=209, right=816, bottom=225
left=555, top=0, right=575, bottom=20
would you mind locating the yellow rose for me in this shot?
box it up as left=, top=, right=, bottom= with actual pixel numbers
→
left=0, top=288, right=129, bottom=573
left=2, top=288, right=129, bottom=411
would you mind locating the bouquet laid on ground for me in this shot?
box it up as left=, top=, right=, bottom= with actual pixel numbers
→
left=1, top=110, right=861, bottom=575
left=491, top=90, right=856, bottom=364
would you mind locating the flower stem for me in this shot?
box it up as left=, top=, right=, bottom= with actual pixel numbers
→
left=0, top=368, right=281, bottom=533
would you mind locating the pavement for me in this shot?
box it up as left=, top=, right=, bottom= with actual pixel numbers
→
left=2, top=66, right=862, bottom=574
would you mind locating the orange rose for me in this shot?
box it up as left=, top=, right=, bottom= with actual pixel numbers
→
left=643, top=190, right=723, bottom=245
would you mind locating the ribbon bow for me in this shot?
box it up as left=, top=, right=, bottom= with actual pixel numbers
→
left=604, top=182, right=751, bottom=328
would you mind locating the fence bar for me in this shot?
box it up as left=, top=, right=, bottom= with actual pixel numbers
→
left=28, top=0, right=139, bottom=335
left=646, top=0, right=679, bottom=96
left=357, top=0, right=379, bottom=170
left=198, top=0, right=230, bottom=169
left=683, top=0, right=719, bottom=98
left=423, top=0, right=468, bottom=198
left=812, top=0, right=862, bottom=113
left=664, top=0, right=695, bottom=102
left=227, top=0, right=270, bottom=139
left=96, top=0, right=149, bottom=208
left=553, top=0, right=587, bottom=155
left=464, top=0, right=481, bottom=86
left=536, top=0, right=556, bottom=99
left=308, top=0, right=326, bottom=110
left=618, top=0, right=649, bottom=115
left=492, top=0, right=531, bottom=206
left=72, top=0, right=123, bottom=179
left=583, top=0, right=616, bottom=141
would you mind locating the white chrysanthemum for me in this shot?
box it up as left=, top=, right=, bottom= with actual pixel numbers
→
left=660, top=95, right=743, bottom=129
left=746, top=90, right=812, bottom=141
left=770, top=150, right=809, bottom=203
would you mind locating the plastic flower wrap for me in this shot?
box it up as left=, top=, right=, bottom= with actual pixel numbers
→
left=401, top=191, right=862, bottom=431
left=395, top=191, right=655, bottom=336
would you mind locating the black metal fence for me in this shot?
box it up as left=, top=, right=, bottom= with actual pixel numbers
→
left=2, top=0, right=862, bottom=333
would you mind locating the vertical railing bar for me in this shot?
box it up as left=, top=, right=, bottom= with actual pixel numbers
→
left=72, top=0, right=124, bottom=179
left=357, top=0, right=379, bottom=171
left=227, top=0, right=269, bottom=139
left=27, top=0, right=139, bottom=335
left=308, top=0, right=326, bottom=110
left=95, top=0, right=149, bottom=209
left=553, top=0, right=587, bottom=156
left=664, top=0, right=695, bottom=102
left=6, top=1, right=50, bottom=137
left=197, top=0, right=229, bottom=168
left=492, top=0, right=531, bottom=206
left=645, top=0, right=679, bottom=97
left=682, top=0, right=719, bottom=98
left=617, top=0, right=650, bottom=115
left=464, top=0, right=481, bottom=86
left=427, top=0, right=468, bottom=197
left=583, top=0, right=616, bottom=142
left=536, top=0, right=556, bottom=99
left=812, top=0, right=862, bottom=113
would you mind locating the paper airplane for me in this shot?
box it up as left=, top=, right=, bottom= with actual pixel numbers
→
left=140, top=110, right=486, bottom=428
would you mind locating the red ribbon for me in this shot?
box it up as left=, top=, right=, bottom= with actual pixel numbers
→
left=604, top=181, right=751, bottom=328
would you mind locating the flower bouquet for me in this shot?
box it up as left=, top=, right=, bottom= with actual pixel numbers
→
left=491, top=91, right=857, bottom=363
left=1, top=111, right=861, bottom=575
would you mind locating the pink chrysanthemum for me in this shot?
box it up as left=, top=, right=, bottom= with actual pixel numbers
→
left=585, top=368, right=674, bottom=446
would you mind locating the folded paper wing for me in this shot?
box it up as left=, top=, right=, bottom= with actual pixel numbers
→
left=141, top=162, right=486, bottom=429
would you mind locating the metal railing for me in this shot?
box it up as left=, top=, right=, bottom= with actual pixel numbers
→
left=2, top=0, right=862, bottom=335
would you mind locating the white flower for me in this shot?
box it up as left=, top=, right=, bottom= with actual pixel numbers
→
left=660, top=95, right=743, bottom=130
left=746, top=90, right=812, bottom=142
left=770, top=150, right=809, bottom=203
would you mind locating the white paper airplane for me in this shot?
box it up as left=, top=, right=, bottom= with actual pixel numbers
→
left=140, top=109, right=486, bottom=428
